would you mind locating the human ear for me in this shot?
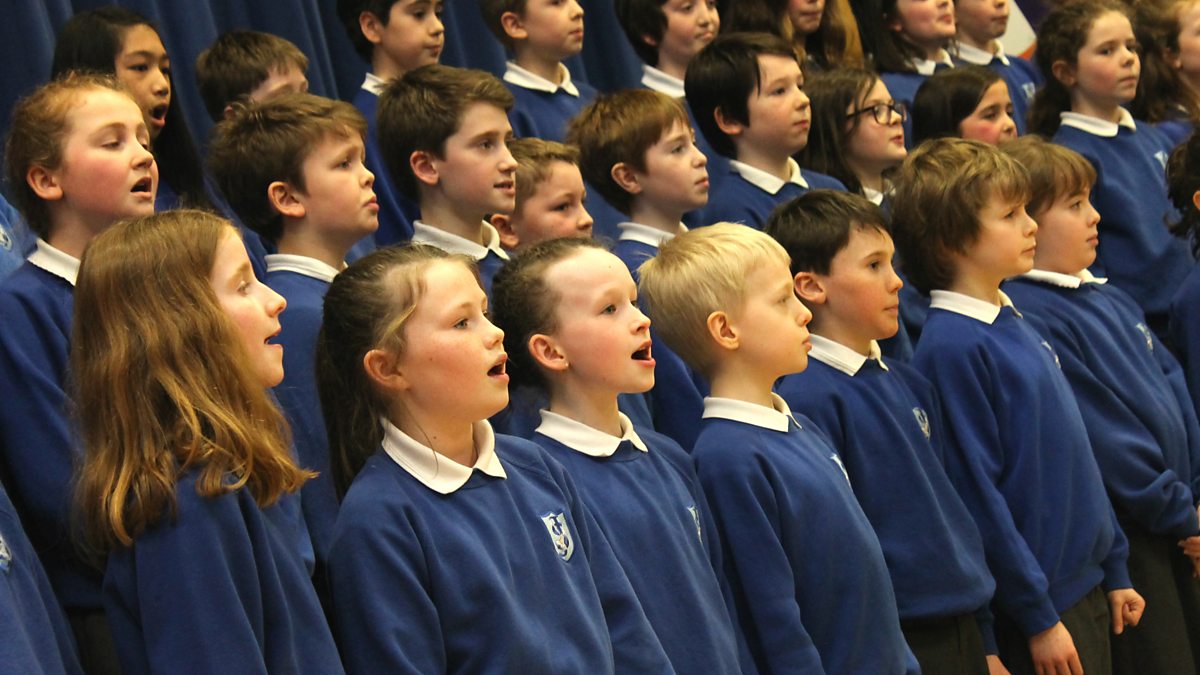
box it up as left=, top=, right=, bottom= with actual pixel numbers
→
left=267, top=181, right=306, bottom=220
left=359, top=11, right=385, bottom=46
left=411, top=150, right=439, bottom=188
left=705, top=310, right=740, bottom=351
left=491, top=213, right=520, bottom=250
left=500, top=11, right=528, bottom=41
left=363, top=347, right=409, bottom=393
left=528, top=333, right=570, bottom=372
left=1051, top=60, right=1077, bottom=88
left=714, top=107, right=745, bottom=139
left=611, top=162, right=642, bottom=195
left=1192, top=189, right=1200, bottom=214
left=793, top=272, right=827, bottom=305
left=26, top=165, right=63, bottom=202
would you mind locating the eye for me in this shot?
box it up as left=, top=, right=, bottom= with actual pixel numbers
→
left=601, top=304, right=617, bottom=315
left=453, top=317, right=469, bottom=329
left=237, top=279, right=251, bottom=295
left=129, top=63, right=149, bottom=73
left=553, top=201, right=571, bottom=212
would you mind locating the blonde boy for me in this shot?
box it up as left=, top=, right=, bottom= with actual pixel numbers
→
left=491, top=137, right=592, bottom=251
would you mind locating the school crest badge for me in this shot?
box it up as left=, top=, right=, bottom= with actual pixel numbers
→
left=541, top=512, right=575, bottom=561
left=0, top=531, right=10, bottom=573
left=912, top=407, right=931, bottom=439
left=1135, top=323, right=1154, bottom=352
left=687, top=505, right=703, bottom=543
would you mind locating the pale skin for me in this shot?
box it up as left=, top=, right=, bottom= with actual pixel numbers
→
left=500, top=0, right=586, bottom=84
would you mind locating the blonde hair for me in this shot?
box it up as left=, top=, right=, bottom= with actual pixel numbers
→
left=638, top=223, right=790, bottom=376
left=73, top=210, right=311, bottom=555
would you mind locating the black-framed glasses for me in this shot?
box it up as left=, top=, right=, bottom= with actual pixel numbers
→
left=846, top=100, right=907, bottom=124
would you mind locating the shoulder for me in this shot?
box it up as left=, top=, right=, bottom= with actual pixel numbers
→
left=803, top=170, right=847, bottom=191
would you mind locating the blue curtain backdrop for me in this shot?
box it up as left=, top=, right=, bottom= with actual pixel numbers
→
left=1, top=0, right=643, bottom=197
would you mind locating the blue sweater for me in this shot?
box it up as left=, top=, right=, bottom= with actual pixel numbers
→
left=328, top=429, right=672, bottom=674
left=1052, top=117, right=1191, bottom=318
left=505, top=80, right=598, bottom=143
left=0, top=195, right=33, bottom=281
left=103, top=471, right=341, bottom=675
left=913, top=296, right=1131, bottom=637
left=881, top=69, right=936, bottom=148
left=352, top=85, right=419, bottom=247
left=533, top=419, right=743, bottom=674
left=694, top=398, right=916, bottom=674
left=1170, top=265, right=1200, bottom=422
left=776, top=346, right=996, bottom=634
left=0, top=479, right=82, bottom=674
left=703, top=164, right=846, bottom=231
left=1005, top=274, right=1200, bottom=538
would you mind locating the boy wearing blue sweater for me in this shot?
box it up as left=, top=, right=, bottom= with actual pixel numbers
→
left=336, top=0, right=443, bottom=246
left=376, top=65, right=516, bottom=294
left=892, top=137, right=1143, bottom=675
left=1002, top=136, right=1200, bottom=673
left=490, top=137, right=592, bottom=251
left=685, top=32, right=845, bottom=230
left=208, top=92, right=378, bottom=573
left=767, top=190, right=1001, bottom=675
left=639, top=223, right=918, bottom=674
left=480, top=0, right=597, bottom=142
left=615, top=0, right=719, bottom=98
left=952, top=0, right=1041, bottom=135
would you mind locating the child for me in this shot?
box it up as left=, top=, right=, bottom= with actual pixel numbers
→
left=952, top=0, right=1042, bottom=135
left=766, top=190, right=1001, bottom=674
left=490, top=137, right=592, bottom=251
left=1003, top=135, right=1200, bottom=674
left=614, top=0, right=720, bottom=98
left=195, top=29, right=310, bottom=122
left=376, top=64, right=515, bottom=294
left=0, top=72, right=156, bottom=671
left=1030, top=0, right=1191, bottom=333
left=685, top=31, right=845, bottom=230
left=1173, top=0, right=1200, bottom=99
left=1168, top=131, right=1200, bottom=423
left=569, top=88, right=710, bottom=448
left=480, top=0, right=597, bottom=142
left=638, top=223, right=918, bottom=674
left=1132, top=1, right=1200, bottom=146
left=490, top=236, right=743, bottom=674
left=720, top=0, right=866, bottom=71
left=336, top=0, right=444, bottom=246
left=317, top=244, right=672, bottom=673
left=912, top=65, right=1018, bottom=146
left=207, top=92, right=378, bottom=575
left=891, top=137, right=1143, bottom=675
left=72, top=210, right=341, bottom=673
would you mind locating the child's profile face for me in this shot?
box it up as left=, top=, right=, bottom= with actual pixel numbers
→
left=631, top=119, right=709, bottom=215
left=960, top=191, right=1038, bottom=285
left=1030, top=188, right=1100, bottom=275
left=542, top=248, right=655, bottom=396
left=374, top=0, right=445, bottom=75
left=1175, top=2, right=1200, bottom=88
left=954, top=0, right=1009, bottom=47
left=513, top=0, right=586, bottom=61
left=889, top=0, right=956, bottom=54
left=789, top=0, right=826, bottom=37
left=813, top=226, right=903, bottom=353
left=115, top=24, right=171, bottom=140
left=732, top=256, right=813, bottom=378
left=210, top=229, right=287, bottom=388
left=510, top=161, right=592, bottom=249
left=741, top=54, right=811, bottom=158
left=1068, top=11, right=1139, bottom=113
left=432, top=103, right=517, bottom=216
left=844, top=79, right=907, bottom=179
left=43, top=89, right=157, bottom=231
left=657, top=0, right=719, bottom=68
left=957, top=80, right=1016, bottom=145
left=293, top=133, right=379, bottom=242
left=247, top=65, right=309, bottom=104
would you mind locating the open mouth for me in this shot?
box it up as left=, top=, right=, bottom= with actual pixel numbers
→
left=631, top=342, right=653, bottom=362
left=149, top=103, right=168, bottom=124
left=131, top=176, right=153, bottom=194
left=488, top=355, right=507, bottom=377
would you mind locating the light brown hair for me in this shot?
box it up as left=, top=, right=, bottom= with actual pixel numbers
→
left=509, top=137, right=581, bottom=212
left=1002, top=135, right=1096, bottom=218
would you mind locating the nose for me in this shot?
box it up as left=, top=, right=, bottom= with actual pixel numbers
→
left=633, top=305, right=651, bottom=332
left=692, top=142, right=708, bottom=167
left=430, top=10, right=445, bottom=34
left=362, top=164, right=375, bottom=187
left=134, top=142, right=155, bottom=167
left=570, top=0, right=583, bottom=18
left=578, top=206, right=594, bottom=229
left=265, top=285, right=286, bottom=316
left=796, top=87, right=810, bottom=111
left=151, top=68, right=170, bottom=97
left=796, top=298, right=813, bottom=326
left=1086, top=202, right=1100, bottom=227
left=484, top=317, right=505, bottom=347
left=499, top=141, right=518, bottom=172
left=887, top=264, right=903, bottom=292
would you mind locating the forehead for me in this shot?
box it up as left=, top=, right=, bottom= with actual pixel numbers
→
left=211, top=229, right=250, bottom=277
left=534, top=160, right=584, bottom=190
left=1085, top=11, right=1133, bottom=43
left=756, top=53, right=802, bottom=82
left=546, top=248, right=630, bottom=294
left=451, top=102, right=511, bottom=139
left=65, top=89, right=144, bottom=132
left=843, top=224, right=893, bottom=252
left=118, top=24, right=166, bottom=57
left=415, top=260, right=484, bottom=310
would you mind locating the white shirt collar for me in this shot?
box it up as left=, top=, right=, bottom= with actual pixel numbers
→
left=729, top=157, right=808, bottom=195
left=362, top=72, right=387, bottom=96
left=1021, top=268, right=1108, bottom=288
left=264, top=254, right=342, bottom=283
left=535, top=410, right=648, bottom=457
left=808, top=334, right=888, bottom=375
left=380, top=418, right=506, bottom=494
left=617, top=221, right=685, bottom=248
left=929, top=289, right=1017, bottom=324
left=28, top=239, right=79, bottom=286
left=1059, top=109, right=1137, bottom=137
left=862, top=185, right=885, bottom=205
left=913, top=50, right=955, bottom=75
left=640, top=64, right=686, bottom=98
left=702, top=393, right=802, bottom=432
left=412, top=220, right=510, bottom=262
left=503, top=61, right=580, bottom=97
left=954, top=40, right=1009, bottom=66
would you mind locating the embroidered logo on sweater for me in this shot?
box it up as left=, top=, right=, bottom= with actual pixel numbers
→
left=1021, top=82, right=1036, bottom=102
left=0, top=532, right=10, bottom=573
left=1135, top=323, right=1154, bottom=352
left=912, top=408, right=931, bottom=439
left=541, top=512, right=575, bottom=561
left=0, top=227, right=10, bottom=252
left=687, top=505, right=702, bottom=544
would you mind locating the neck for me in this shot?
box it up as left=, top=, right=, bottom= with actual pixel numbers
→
left=388, top=402, right=478, bottom=467
left=1069, top=92, right=1124, bottom=124
left=957, top=34, right=995, bottom=54
left=514, top=51, right=564, bottom=84
left=547, top=381, right=624, bottom=437
left=276, top=227, right=352, bottom=270
left=420, top=195, right=488, bottom=245
left=45, top=212, right=99, bottom=260
left=846, top=158, right=885, bottom=194
left=737, top=147, right=792, bottom=183
left=947, top=274, right=1003, bottom=305
left=708, top=361, right=779, bottom=408
left=809, top=321, right=873, bottom=357
left=371, top=56, right=405, bottom=83
left=628, top=201, right=686, bottom=235
left=654, top=55, right=688, bottom=82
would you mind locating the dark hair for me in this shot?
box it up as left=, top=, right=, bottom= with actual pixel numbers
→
left=377, top=64, right=514, bottom=200
left=491, top=237, right=606, bottom=392
left=337, top=0, right=399, bottom=61
left=615, top=0, right=669, bottom=65
left=195, top=30, right=309, bottom=122
left=1168, top=131, right=1200, bottom=257
left=685, top=31, right=797, bottom=158
left=765, top=189, right=889, bottom=275
left=1029, top=0, right=1130, bottom=137
left=857, top=0, right=925, bottom=73
left=51, top=6, right=210, bottom=210
left=480, top=0, right=530, bottom=51
left=797, top=68, right=880, bottom=194
left=721, top=0, right=863, bottom=70
left=911, top=65, right=1005, bottom=144
left=1130, top=1, right=1200, bottom=125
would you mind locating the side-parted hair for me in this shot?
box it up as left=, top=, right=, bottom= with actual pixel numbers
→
left=765, top=190, right=889, bottom=275
left=317, top=244, right=477, bottom=496
left=509, top=137, right=581, bottom=212
left=685, top=31, right=797, bottom=159
left=377, top=64, right=514, bottom=201
left=4, top=73, right=130, bottom=240
left=336, top=0, right=402, bottom=61
left=492, top=237, right=606, bottom=391
left=195, top=30, right=309, bottom=122
left=208, top=93, right=367, bottom=244
left=639, top=223, right=790, bottom=375
left=568, top=89, right=690, bottom=214
left=1029, top=0, right=1130, bottom=137
left=911, top=65, right=1004, bottom=145
left=615, top=0, right=670, bottom=65
left=73, top=210, right=310, bottom=556
left=480, top=0, right=529, bottom=51
left=890, top=138, right=1031, bottom=294
left=1001, top=136, right=1096, bottom=218
left=1168, top=131, right=1200, bottom=257
left=798, top=68, right=882, bottom=195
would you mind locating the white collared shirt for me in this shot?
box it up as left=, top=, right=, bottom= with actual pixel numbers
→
left=729, top=157, right=809, bottom=195
left=808, top=334, right=889, bottom=376
left=617, top=221, right=685, bottom=248
left=641, top=64, right=686, bottom=98
left=954, top=40, right=1009, bottom=66
left=503, top=61, right=580, bottom=97
left=264, top=254, right=342, bottom=283
left=702, top=393, right=802, bottom=432
left=28, top=239, right=79, bottom=286
left=536, top=410, right=648, bottom=458
left=380, top=418, right=507, bottom=494
left=412, top=220, right=510, bottom=262
left=912, top=50, right=955, bottom=76
left=1021, top=268, right=1107, bottom=289
left=361, top=72, right=387, bottom=96
left=1059, top=109, right=1137, bottom=138
left=862, top=185, right=885, bottom=205
left=929, top=289, right=1018, bottom=324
